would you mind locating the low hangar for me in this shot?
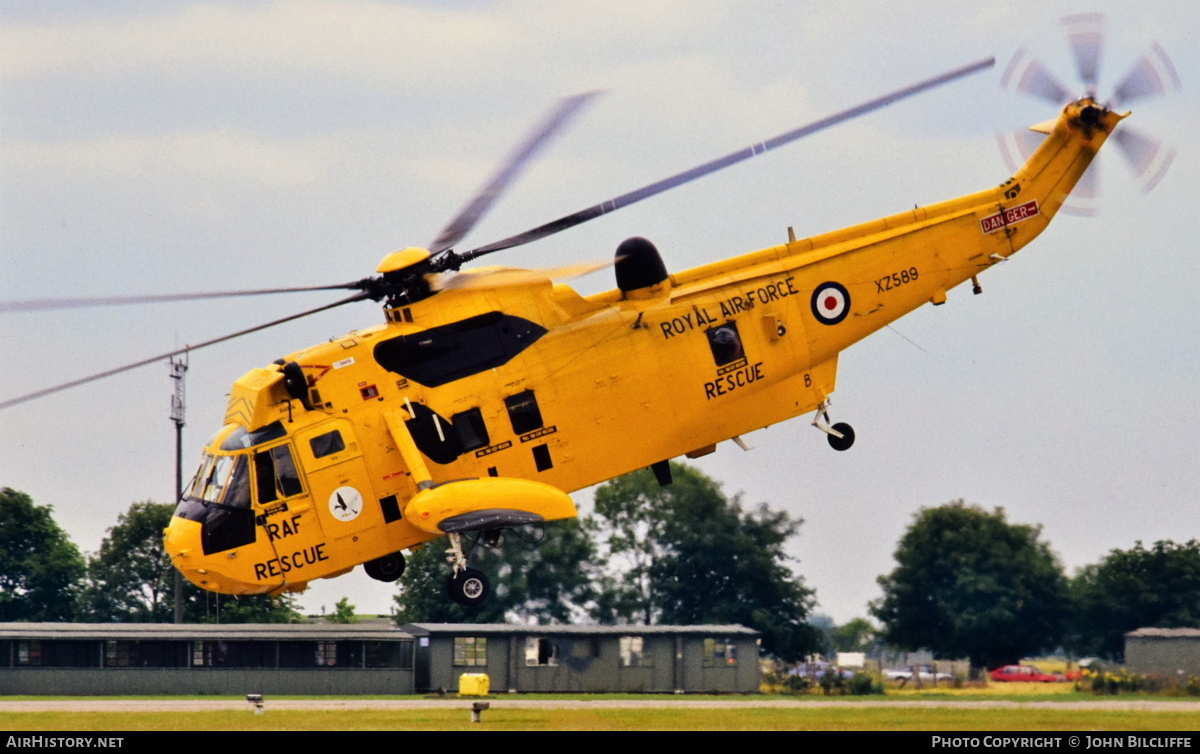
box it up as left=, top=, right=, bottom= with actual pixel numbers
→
left=0, top=622, right=759, bottom=695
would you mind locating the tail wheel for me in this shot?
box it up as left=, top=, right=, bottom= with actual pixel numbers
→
left=828, top=422, right=855, bottom=451
left=364, top=552, right=406, bottom=582
left=447, top=568, right=490, bottom=607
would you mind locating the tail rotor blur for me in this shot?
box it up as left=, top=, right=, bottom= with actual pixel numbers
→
left=998, top=14, right=1180, bottom=215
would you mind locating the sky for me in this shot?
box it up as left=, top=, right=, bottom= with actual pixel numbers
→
left=1, top=1, right=1197, bottom=624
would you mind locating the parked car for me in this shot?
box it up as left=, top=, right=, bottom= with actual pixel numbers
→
left=883, top=664, right=953, bottom=682
left=989, top=664, right=1067, bottom=683
left=1062, top=658, right=1099, bottom=682
left=793, top=661, right=855, bottom=680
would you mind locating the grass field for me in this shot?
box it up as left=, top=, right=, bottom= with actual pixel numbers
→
left=2, top=705, right=1199, bottom=731
left=3, top=688, right=1200, bottom=731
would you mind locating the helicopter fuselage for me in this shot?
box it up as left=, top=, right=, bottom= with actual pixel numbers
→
left=164, top=99, right=1121, bottom=596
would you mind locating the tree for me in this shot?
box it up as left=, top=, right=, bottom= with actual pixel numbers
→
left=831, top=617, right=877, bottom=654
left=0, top=488, right=85, bottom=621
left=78, top=501, right=178, bottom=621
left=1067, top=540, right=1200, bottom=660
left=808, top=613, right=837, bottom=657
left=78, top=500, right=302, bottom=623
left=592, top=463, right=818, bottom=662
left=327, top=597, right=359, bottom=624
left=394, top=517, right=599, bottom=625
left=203, top=592, right=302, bottom=624
left=871, top=501, right=1067, bottom=673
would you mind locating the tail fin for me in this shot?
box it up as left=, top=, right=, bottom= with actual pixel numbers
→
left=1012, top=99, right=1126, bottom=224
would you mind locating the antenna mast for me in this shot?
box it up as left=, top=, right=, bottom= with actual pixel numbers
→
left=169, top=352, right=188, bottom=623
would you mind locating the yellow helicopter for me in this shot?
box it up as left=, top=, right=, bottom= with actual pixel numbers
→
left=1, top=57, right=1128, bottom=607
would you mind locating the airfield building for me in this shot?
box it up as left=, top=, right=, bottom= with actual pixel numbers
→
left=0, top=622, right=759, bottom=695
left=1125, top=628, right=1200, bottom=679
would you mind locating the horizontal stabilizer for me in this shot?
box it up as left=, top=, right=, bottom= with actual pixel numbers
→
left=1028, top=118, right=1057, bottom=135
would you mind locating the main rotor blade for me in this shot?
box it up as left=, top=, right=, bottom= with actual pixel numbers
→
left=0, top=284, right=361, bottom=314
left=460, top=58, right=995, bottom=260
left=427, top=91, right=601, bottom=255
left=1063, top=13, right=1105, bottom=92
left=0, top=291, right=370, bottom=411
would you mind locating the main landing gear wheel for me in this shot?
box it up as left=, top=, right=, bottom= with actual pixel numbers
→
left=827, top=422, right=855, bottom=451
left=447, top=568, right=490, bottom=607
left=364, top=551, right=406, bottom=582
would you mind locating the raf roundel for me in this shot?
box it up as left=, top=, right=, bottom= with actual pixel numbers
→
left=811, top=282, right=851, bottom=325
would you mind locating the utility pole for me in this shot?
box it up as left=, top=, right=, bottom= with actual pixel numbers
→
left=169, top=352, right=188, bottom=624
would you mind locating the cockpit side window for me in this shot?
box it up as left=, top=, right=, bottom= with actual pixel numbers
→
left=254, top=450, right=276, bottom=504
left=198, top=455, right=255, bottom=555
left=200, top=455, right=234, bottom=503
left=174, top=453, right=255, bottom=555
left=188, top=454, right=213, bottom=500
left=224, top=455, right=251, bottom=509
left=254, top=444, right=304, bottom=505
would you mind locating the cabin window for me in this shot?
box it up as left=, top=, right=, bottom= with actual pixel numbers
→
left=379, top=494, right=402, bottom=523
left=505, top=390, right=543, bottom=434
left=620, top=636, right=652, bottom=668
left=309, top=430, right=345, bottom=459
left=532, top=444, right=553, bottom=472
left=703, top=638, right=738, bottom=667
left=404, top=402, right=462, bottom=465
left=453, top=409, right=490, bottom=451
left=525, top=637, right=559, bottom=667
left=706, top=322, right=746, bottom=367
left=453, top=637, right=488, bottom=667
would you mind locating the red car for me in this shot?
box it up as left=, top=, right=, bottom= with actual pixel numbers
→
left=989, top=664, right=1066, bottom=683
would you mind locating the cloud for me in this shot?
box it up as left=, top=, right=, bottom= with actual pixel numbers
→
left=3, top=130, right=328, bottom=187
left=0, top=2, right=508, bottom=86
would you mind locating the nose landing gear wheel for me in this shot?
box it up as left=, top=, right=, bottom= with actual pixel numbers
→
left=364, top=552, right=406, bottom=582
left=447, top=568, right=490, bottom=607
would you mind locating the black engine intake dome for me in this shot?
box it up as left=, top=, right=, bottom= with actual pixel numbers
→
left=614, top=236, right=669, bottom=293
